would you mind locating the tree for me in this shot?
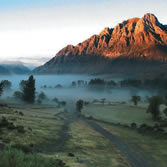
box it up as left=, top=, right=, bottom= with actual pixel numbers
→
left=38, top=92, right=47, bottom=101
left=72, top=81, right=76, bottom=88
left=60, top=101, right=66, bottom=106
left=53, top=97, right=59, bottom=103
left=13, top=91, right=23, bottom=100
left=23, top=75, right=36, bottom=104
left=0, top=82, right=4, bottom=97
left=1, top=80, right=12, bottom=90
left=101, top=98, right=106, bottom=105
left=37, top=91, right=47, bottom=104
left=147, top=96, right=162, bottom=120
left=76, top=100, right=84, bottom=112
left=131, top=96, right=141, bottom=106
left=19, top=80, right=28, bottom=91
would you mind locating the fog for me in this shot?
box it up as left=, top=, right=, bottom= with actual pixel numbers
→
left=0, top=75, right=156, bottom=102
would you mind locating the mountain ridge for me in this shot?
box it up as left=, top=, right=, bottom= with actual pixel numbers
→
left=0, top=64, right=31, bottom=75
left=34, top=13, right=167, bottom=78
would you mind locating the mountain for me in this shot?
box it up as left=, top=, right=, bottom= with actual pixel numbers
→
left=0, top=66, right=11, bottom=75
left=34, top=13, right=167, bottom=78
left=0, top=64, right=31, bottom=75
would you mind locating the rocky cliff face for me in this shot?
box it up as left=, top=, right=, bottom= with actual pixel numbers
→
left=34, top=13, right=167, bottom=77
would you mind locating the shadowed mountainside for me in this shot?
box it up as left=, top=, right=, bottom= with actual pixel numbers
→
left=0, top=64, right=31, bottom=75
left=34, top=13, right=167, bottom=78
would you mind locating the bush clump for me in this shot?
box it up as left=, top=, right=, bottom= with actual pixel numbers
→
left=16, top=125, right=25, bottom=133
left=0, top=148, right=68, bottom=167
left=0, top=117, right=9, bottom=127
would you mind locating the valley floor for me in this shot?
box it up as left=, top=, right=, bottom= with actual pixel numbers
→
left=0, top=101, right=167, bottom=167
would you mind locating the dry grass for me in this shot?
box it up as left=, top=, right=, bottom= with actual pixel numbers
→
left=59, top=120, right=131, bottom=167
left=0, top=103, right=64, bottom=152
left=97, top=121, right=167, bottom=167
left=83, top=103, right=166, bottom=126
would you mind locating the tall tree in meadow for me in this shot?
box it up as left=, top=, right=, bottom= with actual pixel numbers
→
left=23, top=75, right=36, bottom=104
left=147, top=96, right=162, bottom=120
left=76, top=100, right=84, bottom=112
left=0, top=82, right=4, bottom=97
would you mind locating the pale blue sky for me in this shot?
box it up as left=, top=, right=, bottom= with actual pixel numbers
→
left=0, top=0, right=166, bottom=66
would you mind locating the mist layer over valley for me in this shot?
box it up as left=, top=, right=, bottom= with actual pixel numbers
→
left=0, top=74, right=156, bottom=102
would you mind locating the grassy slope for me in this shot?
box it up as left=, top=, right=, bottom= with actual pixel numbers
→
left=0, top=104, right=64, bottom=152
left=97, top=121, right=167, bottom=167
left=0, top=103, right=131, bottom=167
left=83, top=103, right=166, bottom=126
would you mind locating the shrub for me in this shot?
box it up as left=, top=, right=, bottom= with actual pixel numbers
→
left=131, top=123, right=137, bottom=128
left=53, top=97, right=59, bottom=103
left=0, top=117, right=9, bottom=127
left=19, top=112, right=24, bottom=116
left=0, top=148, right=68, bottom=167
left=11, top=144, right=32, bottom=154
left=2, top=138, right=10, bottom=144
left=16, top=125, right=25, bottom=133
left=13, top=91, right=23, bottom=100
left=131, top=96, right=141, bottom=106
left=60, top=101, right=66, bottom=106
left=7, top=122, right=15, bottom=130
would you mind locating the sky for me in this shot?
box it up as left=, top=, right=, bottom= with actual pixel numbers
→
left=0, top=0, right=166, bottom=67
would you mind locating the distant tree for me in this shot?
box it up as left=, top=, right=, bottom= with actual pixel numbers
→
left=72, top=81, right=76, bottom=87
left=147, top=96, right=162, bottom=120
left=89, top=78, right=105, bottom=86
left=60, top=101, right=66, bottom=106
left=77, top=80, right=84, bottom=87
left=36, top=91, right=47, bottom=104
left=120, top=79, right=142, bottom=88
left=106, top=80, right=117, bottom=87
left=53, top=97, right=59, bottom=103
left=1, top=80, right=12, bottom=90
left=101, top=98, right=106, bottom=105
left=76, top=100, right=84, bottom=112
left=38, top=91, right=47, bottom=101
left=19, top=80, right=27, bottom=91
left=23, top=75, right=36, bottom=104
left=55, top=84, right=63, bottom=89
left=13, top=91, right=23, bottom=100
left=37, top=99, right=42, bottom=104
left=131, top=96, right=141, bottom=106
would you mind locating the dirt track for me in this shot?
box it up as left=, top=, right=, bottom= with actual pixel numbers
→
left=83, top=118, right=150, bottom=167
left=43, top=102, right=155, bottom=167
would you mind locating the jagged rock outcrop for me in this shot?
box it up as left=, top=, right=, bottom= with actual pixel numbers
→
left=34, top=13, right=167, bottom=77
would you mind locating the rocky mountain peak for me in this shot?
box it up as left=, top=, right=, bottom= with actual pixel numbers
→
left=142, top=13, right=159, bottom=25
left=34, top=13, right=167, bottom=76
left=99, top=27, right=113, bottom=37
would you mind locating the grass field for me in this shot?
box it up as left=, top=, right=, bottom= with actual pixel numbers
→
left=60, top=119, right=130, bottom=167
left=1, top=100, right=167, bottom=167
left=0, top=102, right=64, bottom=153
left=83, top=102, right=166, bottom=126
left=97, top=121, right=167, bottom=167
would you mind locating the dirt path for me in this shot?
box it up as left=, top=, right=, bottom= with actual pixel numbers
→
left=40, top=102, right=154, bottom=167
left=40, top=102, right=77, bottom=153
left=83, top=118, right=151, bottom=167
left=67, top=102, right=152, bottom=167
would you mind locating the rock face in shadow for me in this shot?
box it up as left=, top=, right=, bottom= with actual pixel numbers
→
left=34, top=13, right=167, bottom=78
